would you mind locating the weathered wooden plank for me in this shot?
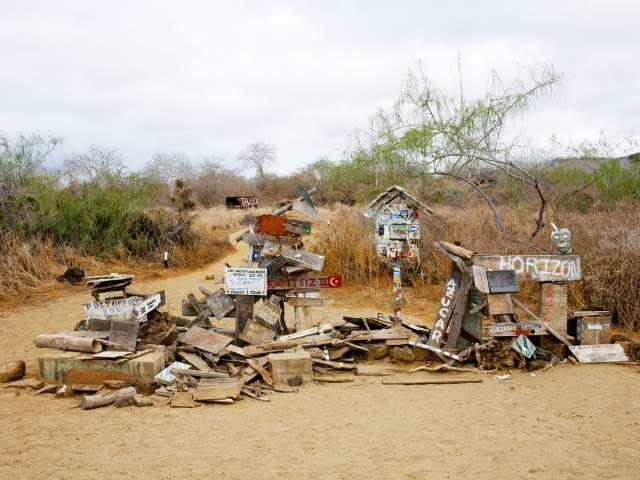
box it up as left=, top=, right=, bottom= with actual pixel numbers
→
left=205, top=288, right=236, bottom=320
left=484, top=321, right=548, bottom=337
left=262, top=240, right=325, bottom=272
left=239, top=318, right=275, bottom=345
left=108, top=320, right=139, bottom=351
left=538, top=281, right=568, bottom=335
left=381, top=377, right=482, bottom=385
left=445, top=271, right=472, bottom=349
left=288, top=297, right=324, bottom=307
left=356, top=365, right=408, bottom=376
left=438, top=241, right=474, bottom=260
left=487, top=293, right=515, bottom=315
left=294, top=306, right=314, bottom=332
left=569, top=344, right=629, bottom=363
left=177, top=351, right=212, bottom=372
left=255, top=299, right=282, bottom=328
left=427, top=266, right=462, bottom=347
left=349, top=329, right=410, bottom=342
left=234, top=295, right=254, bottom=346
left=472, top=255, right=582, bottom=282
left=177, top=326, right=232, bottom=355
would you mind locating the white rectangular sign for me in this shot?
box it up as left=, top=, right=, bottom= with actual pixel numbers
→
left=82, top=296, right=142, bottom=321
left=224, top=268, right=267, bottom=296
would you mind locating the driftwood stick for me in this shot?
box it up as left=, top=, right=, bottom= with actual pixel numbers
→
left=94, top=338, right=136, bottom=352
left=241, top=387, right=270, bottom=402
left=80, top=386, right=136, bottom=410
left=409, top=364, right=496, bottom=374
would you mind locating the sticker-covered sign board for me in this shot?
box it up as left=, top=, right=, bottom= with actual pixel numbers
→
left=374, top=203, right=421, bottom=258
left=224, top=268, right=268, bottom=296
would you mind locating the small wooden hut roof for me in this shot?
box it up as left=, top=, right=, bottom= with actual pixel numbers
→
left=363, top=185, right=433, bottom=218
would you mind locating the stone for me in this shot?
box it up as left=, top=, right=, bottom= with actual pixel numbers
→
left=114, top=396, right=133, bottom=408
left=133, top=395, right=154, bottom=407
left=0, top=360, right=26, bottom=383
left=365, top=343, right=390, bottom=360
left=135, top=378, right=157, bottom=396
left=411, top=345, right=430, bottom=362
left=287, top=375, right=304, bottom=387
left=3, top=378, right=43, bottom=390
left=268, top=351, right=313, bottom=388
left=390, top=346, right=415, bottom=363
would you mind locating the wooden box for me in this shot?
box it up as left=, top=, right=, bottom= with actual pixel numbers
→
left=575, top=314, right=611, bottom=345
left=268, top=351, right=313, bottom=388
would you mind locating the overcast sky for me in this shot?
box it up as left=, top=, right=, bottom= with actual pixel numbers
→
left=0, top=1, right=638, bottom=174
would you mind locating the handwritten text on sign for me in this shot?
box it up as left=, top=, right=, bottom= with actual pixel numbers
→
left=224, top=268, right=267, bottom=296
left=267, top=275, right=341, bottom=290
left=472, top=255, right=581, bottom=282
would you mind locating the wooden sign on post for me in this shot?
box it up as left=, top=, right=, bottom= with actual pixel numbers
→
left=224, top=268, right=267, bottom=296
left=471, top=255, right=582, bottom=282
left=108, top=320, right=139, bottom=350
left=235, top=295, right=255, bottom=346
left=267, top=275, right=341, bottom=290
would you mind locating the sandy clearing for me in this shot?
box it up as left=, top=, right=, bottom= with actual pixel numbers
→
left=1, top=215, right=639, bottom=479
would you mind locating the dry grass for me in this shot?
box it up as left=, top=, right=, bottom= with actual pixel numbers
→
left=315, top=202, right=640, bottom=331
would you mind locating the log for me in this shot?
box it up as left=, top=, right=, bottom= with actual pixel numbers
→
left=381, top=377, right=482, bottom=385
left=34, top=334, right=102, bottom=353
left=80, top=386, right=137, bottom=410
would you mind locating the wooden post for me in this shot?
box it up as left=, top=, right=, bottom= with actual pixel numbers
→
left=392, top=257, right=402, bottom=326
left=247, top=245, right=254, bottom=267
left=427, top=265, right=462, bottom=348
left=294, top=306, right=314, bottom=331
left=234, top=295, right=254, bottom=346
left=538, top=282, right=568, bottom=336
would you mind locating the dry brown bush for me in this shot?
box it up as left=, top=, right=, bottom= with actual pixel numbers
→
left=315, top=203, right=640, bottom=331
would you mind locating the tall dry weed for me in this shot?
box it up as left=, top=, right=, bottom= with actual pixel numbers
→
left=315, top=202, right=640, bottom=330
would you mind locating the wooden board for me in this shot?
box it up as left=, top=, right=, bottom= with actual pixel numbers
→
left=427, top=266, right=462, bottom=347
left=177, top=326, right=232, bottom=355
left=484, top=321, right=548, bottom=337
left=294, top=306, right=314, bottom=331
left=205, top=288, right=236, bottom=320
left=262, top=240, right=325, bottom=272
left=256, top=215, right=287, bottom=236
left=381, top=377, right=482, bottom=385
left=487, top=293, right=514, bottom=315
left=235, top=295, right=254, bottom=345
left=538, top=282, right=568, bottom=335
left=356, top=365, right=408, bottom=376
left=91, top=350, right=130, bottom=359
left=349, top=329, right=410, bottom=342
left=195, top=378, right=244, bottom=401
left=108, top=320, right=139, bottom=350
left=132, top=291, right=166, bottom=319
left=287, top=297, right=324, bottom=307
left=390, top=297, right=408, bottom=311
left=239, top=318, right=275, bottom=345
left=83, top=296, right=142, bottom=321
left=472, top=255, right=582, bottom=282
left=292, top=199, right=317, bottom=218
left=569, top=344, right=629, bottom=363
left=177, top=351, right=212, bottom=372
left=255, top=300, right=282, bottom=328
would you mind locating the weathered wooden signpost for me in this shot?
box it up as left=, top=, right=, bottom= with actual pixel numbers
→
left=364, top=186, right=433, bottom=325
left=224, top=267, right=267, bottom=345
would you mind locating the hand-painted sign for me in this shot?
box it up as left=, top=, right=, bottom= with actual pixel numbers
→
left=226, top=196, right=259, bottom=208
left=224, top=268, right=267, bottom=296
left=132, top=291, right=165, bottom=319
left=83, top=297, right=142, bottom=321
left=427, top=267, right=462, bottom=347
left=472, top=255, right=581, bottom=282
left=267, top=275, right=341, bottom=290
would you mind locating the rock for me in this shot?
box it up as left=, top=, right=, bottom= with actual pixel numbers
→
left=287, top=375, right=304, bottom=387
left=114, top=396, right=133, bottom=408
left=55, top=385, right=74, bottom=398
left=411, top=345, right=430, bottom=362
left=133, top=395, right=153, bottom=407
left=365, top=343, right=390, bottom=360
left=56, top=267, right=85, bottom=285
left=4, top=378, right=43, bottom=390
left=35, top=384, right=58, bottom=395
left=135, top=378, right=157, bottom=396
left=390, top=346, right=415, bottom=363
left=103, top=380, right=132, bottom=390
left=0, top=360, right=26, bottom=383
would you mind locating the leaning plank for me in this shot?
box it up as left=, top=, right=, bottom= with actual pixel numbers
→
left=80, top=386, right=136, bottom=410
left=511, top=297, right=574, bottom=348
left=34, top=334, right=102, bottom=353
left=246, top=358, right=274, bottom=387
left=381, top=377, right=482, bottom=385
left=177, top=351, right=212, bottom=372
left=445, top=272, right=472, bottom=349
left=177, top=326, right=232, bottom=355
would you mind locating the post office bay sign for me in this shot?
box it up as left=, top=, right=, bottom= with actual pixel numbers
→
left=224, top=268, right=267, bottom=296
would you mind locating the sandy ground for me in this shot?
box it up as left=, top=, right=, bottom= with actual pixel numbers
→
left=1, top=214, right=640, bottom=479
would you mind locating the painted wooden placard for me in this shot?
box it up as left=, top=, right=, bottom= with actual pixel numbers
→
left=487, top=293, right=515, bottom=315
left=484, top=321, right=548, bottom=337
left=262, top=241, right=325, bottom=271
left=224, top=268, right=267, bottom=296
left=239, top=318, right=275, bottom=345
left=226, top=196, right=258, bottom=208
left=254, top=300, right=282, bottom=328
left=205, top=288, right=236, bottom=320
left=83, top=296, right=143, bottom=321
left=538, top=282, right=568, bottom=334
left=256, top=215, right=287, bottom=236
left=108, top=320, right=139, bottom=350
left=97, top=290, right=126, bottom=301
left=472, top=255, right=581, bottom=282
left=132, top=291, right=166, bottom=319
left=569, top=344, right=629, bottom=363
left=267, top=275, right=341, bottom=290
left=427, top=267, right=462, bottom=347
